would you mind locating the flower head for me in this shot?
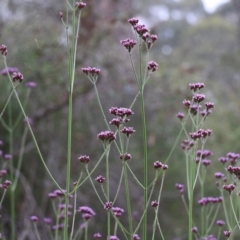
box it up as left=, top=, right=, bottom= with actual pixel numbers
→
left=120, top=38, right=137, bottom=53
left=0, top=45, right=7, bottom=56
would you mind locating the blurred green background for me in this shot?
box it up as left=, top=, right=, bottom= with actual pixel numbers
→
left=0, top=0, right=240, bottom=239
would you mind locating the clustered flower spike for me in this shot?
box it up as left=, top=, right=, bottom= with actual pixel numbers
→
left=151, top=200, right=158, bottom=208
left=214, top=172, right=225, bottom=179
left=120, top=38, right=137, bottom=53
left=224, top=230, right=231, bottom=238
left=216, top=220, right=225, bottom=227
left=176, top=112, right=185, bottom=120
left=25, top=81, right=37, bottom=88
left=193, top=93, right=205, bottom=103
left=190, top=129, right=212, bottom=140
left=104, top=201, right=113, bottom=210
left=189, top=82, right=205, bottom=92
left=112, top=207, right=124, bottom=218
left=30, top=216, right=38, bottom=222
left=109, top=236, right=119, bottom=240
left=12, top=72, right=24, bottom=84
left=78, top=155, right=90, bottom=164
left=2, top=180, right=11, bottom=189
left=82, top=67, right=100, bottom=84
left=175, top=183, right=184, bottom=194
left=1, top=67, right=19, bottom=76
left=95, top=175, right=105, bottom=183
left=109, top=117, right=122, bottom=128
left=121, top=127, right=135, bottom=137
left=128, top=17, right=139, bottom=26
left=0, top=45, right=7, bottom=56
left=198, top=196, right=223, bottom=206
left=109, top=107, right=134, bottom=117
left=78, top=206, right=95, bottom=220
left=119, top=153, right=132, bottom=161
left=147, top=61, right=158, bottom=73
left=97, top=131, right=116, bottom=144
left=226, top=166, right=240, bottom=179
left=181, top=139, right=195, bottom=150
left=94, top=233, right=102, bottom=239
left=75, top=2, right=86, bottom=10
left=133, top=234, right=140, bottom=240
left=192, top=226, right=198, bottom=233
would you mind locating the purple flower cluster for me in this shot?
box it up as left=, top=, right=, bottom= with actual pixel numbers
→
left=181, top=139, right=194, bottom=150
left=1, top=67, right=19, bottom=75
left=78, top=155, right=90, bottom=164
left=120, top=38, right=137, bottom=53
left=223, top=183, right=235, bottom=194
left=75, top=1, right=86, bottom=10
left=94, top=233, right=102, bottom=239
left=153, top=161, right=168, bottom=170
left=119, top=153, right=132, bottom=161
left=151, top=200, right=158, bottom=208
left=189, top=82, right=205, bottom=91
left=97, top=131, right=116, bottom=143
left=198, top=196, right=223, bottom=206
left=78, top=206, right=95, bottom=220
left=193, top=93, right=205, bottom=103
left=190, top=129, right=212, bottom=140
left=95, top=175, right=105, bottom=183
left=121, top=127, right=135, bottom=137
left=147, top=61, right=158, bottom=73
left=175, top=183, right=184, bottom=194
left=82, top=67, right=101, bottom=83
left=109, top=107, right=134, bottom=117
left=112, top=207, right=124, bottom=218
left=104, top=201, right=113, bottom=210
left=0, top=45, right=7, bottom=56
left=12, top=72, right=24, bottom=83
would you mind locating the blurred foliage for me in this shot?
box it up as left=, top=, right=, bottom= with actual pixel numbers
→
left=0, top=0, right=240, bottom=239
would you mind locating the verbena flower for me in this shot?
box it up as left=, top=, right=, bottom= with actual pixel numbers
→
left=97, top=131, right=116, bottom=143
left=121, top=127, right=135, bottom=137
left=0, top=45, right=7, bottom=56
left=120, top=38, right=137, bottom=53
left=78, top=155, right=90, bottom=164
left=147, top=61, right=158, bottom=73
left=216, top=220, right=225, bottom=226
left=30, top=216, right=38, bottom=222
left=151, top=200, right=158, bottom=207
left=112, top=207, right=124, bottom=218
left=94, top=233, right=102, bottom=239
left=1, top=67, right=19, bottom=75
left=75, top=2, right=86, bottom=10
left=95, top=175, right=105, bottom=183
left=119, top=153, right=132, bottom=161
left=104, top=202, right=113, bottom=210
left=189, top=82, right=205, bottom=91
left=78, top=206, right=96, bottom=216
